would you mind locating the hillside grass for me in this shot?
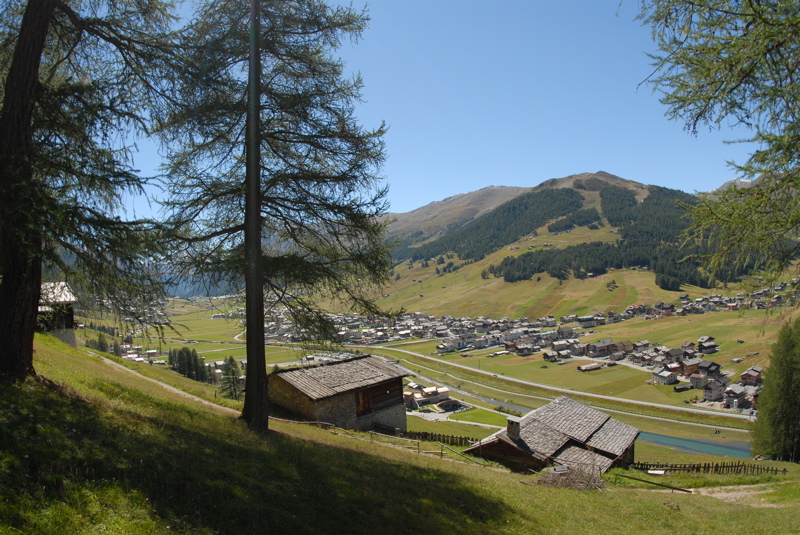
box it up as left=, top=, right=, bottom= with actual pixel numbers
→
left=3, top=335, right=800, bottom=534
left=379, top=257, right=722, bottom=319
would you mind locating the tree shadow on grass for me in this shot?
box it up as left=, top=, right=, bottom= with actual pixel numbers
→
left=1, top=376, right=532, bottom=534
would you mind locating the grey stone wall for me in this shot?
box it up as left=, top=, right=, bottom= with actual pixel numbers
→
left=268, top=374, right=406, bottom=431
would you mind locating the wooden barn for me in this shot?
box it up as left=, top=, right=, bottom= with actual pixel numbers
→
left=38, top=282, right=77, bottom=347
left=268, top=355, right=408, bottom=432
left=464, top=396, right=639, bottom=474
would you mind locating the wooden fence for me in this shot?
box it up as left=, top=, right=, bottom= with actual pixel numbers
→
left=399, top=431, right=477, bottom=447
left=631, top=461, right=787, bottom=476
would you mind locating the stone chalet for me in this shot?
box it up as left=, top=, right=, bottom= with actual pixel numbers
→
left=724, top=384, right=749, bottom=409
left=680, top=357, right=702, bottom=376
left=689, top=373, right=708, bottom=389
left=268, top=356, right=407, bottom=432
left=586, top=339, right=615, bottom=357
left=703, top=378, right=726, bottom=402
left=463, top=396, right=639, bottom=475
left=614, top=340, right=634, bottom=353
left=697, top=360, right=722, bottom=377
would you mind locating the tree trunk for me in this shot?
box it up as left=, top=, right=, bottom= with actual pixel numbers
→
left=0, top=0, right=57, bottom=377
left=0, top=237, right=42, bottom=376
left=240, top=0, right=269, bottom=431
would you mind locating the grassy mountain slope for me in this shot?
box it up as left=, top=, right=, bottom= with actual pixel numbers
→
left=3, top=335, right=800, bottom=534
left=378, top=171, right=752, bottom=315
left=378, top=224, right=695, bottom=320
left=384, top=185, right=532, bottom=246
left=388, top=171, right=647, bottom=259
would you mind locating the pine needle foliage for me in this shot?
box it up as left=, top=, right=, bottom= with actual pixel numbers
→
left=752, top=316, right=800, bottom=462
left=639, top=0, right=800, bottom=282
left=157, top=0, right=394, bottom=339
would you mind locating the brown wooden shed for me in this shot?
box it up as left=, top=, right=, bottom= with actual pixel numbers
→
left=464, top=396, right=639, bottom=474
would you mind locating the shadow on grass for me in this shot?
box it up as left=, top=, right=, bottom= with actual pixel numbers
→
left=1, top=376, right=520, bottom=534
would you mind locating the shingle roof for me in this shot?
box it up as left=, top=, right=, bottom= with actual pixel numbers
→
left=551, top=445, right=614, bottom=475
left=275, top=356, right=406, bottom=400
left=528, top=396, right=608, bottom=443
left=517, top=417, right=570, bottom=457
left=585, top=418, right=640, bottom=457
left=464, top=396, right=639, bottom=474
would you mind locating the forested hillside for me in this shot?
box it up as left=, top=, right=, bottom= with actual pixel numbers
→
left=490, top=185, right=753, bottom=289
left=392, top=176, right=760, bottom=291
left=394, top=188, right=585, bottom=261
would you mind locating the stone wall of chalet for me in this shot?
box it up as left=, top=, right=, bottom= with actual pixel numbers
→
left=268, top=375, right=407, bottom=432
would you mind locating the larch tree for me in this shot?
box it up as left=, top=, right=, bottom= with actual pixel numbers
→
left=157, top=0, right=393, bottom=431
left=0, top=0, right=176, bottom=377
left=220, top=356, right=244, bottom=401
left=752, top=316, right=800, bottom=462
left=639, top=0, right=800, bottom=281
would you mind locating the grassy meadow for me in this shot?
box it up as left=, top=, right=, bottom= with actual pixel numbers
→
left=3, top=334, right=800, bottom=534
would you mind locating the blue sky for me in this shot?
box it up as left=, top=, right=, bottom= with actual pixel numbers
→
left=132, top=0, right=756, bottom=217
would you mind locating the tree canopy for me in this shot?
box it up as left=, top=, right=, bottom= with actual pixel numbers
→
left=639, top=0, right=800, bottom=280
left=157, top=0, right=392, bottom=428
left=159, top=0, right=391, bottom=326
left=0, top=0, right=175, bottom=376
left=752, top=316, right=800, bottom=462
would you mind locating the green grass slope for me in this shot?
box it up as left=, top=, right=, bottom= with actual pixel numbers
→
left=3, top=335, right=800, bottom=534
left=380, top=256, right=709, bottom=320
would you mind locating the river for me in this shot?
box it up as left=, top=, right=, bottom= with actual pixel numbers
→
left=638, top=431, right=751, bottom=459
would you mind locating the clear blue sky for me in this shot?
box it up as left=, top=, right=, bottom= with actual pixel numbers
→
left=132, top=0, right=755, bottom=217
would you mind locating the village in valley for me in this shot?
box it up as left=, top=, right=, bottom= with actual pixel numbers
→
left=28, top=285, right=798, bottom=535
left=58, top=274, right=791, bottom=476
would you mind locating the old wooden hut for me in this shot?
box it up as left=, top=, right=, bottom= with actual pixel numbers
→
left=464, top=396, right=639, bottom=474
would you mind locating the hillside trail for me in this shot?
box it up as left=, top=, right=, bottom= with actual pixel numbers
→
left=92, top=352, right=361, bottom=444
left=94, top=352, right=240, bottom=417
left=642, top=481, right=794, bottom=508
left=689, top=481, right=793, bottom=507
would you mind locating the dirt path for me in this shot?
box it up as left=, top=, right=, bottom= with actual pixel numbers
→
left=96, top=353, right=240, bottom=417
left=690, top=482, right=789, bottom=507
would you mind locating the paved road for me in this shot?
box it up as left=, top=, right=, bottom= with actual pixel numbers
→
left=365, top=344, right=753, bottom=422
left=402, top=359, right=749, bottom=432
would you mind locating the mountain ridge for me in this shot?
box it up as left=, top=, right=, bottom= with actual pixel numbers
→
left=384, top=171, right=652, bottom=246
left=384, top=171, right=753, bottom=293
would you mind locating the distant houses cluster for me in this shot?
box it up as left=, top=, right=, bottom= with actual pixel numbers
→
left=144, top=278, right=800, bottom=346
left=570, top=335, right=763, bottom=411
left=403, top=382, right=461, bottom=411
left=119, top=344, right=164, bottom=364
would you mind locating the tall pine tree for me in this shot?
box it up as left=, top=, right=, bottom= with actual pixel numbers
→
left=752, top=317, right=800, bottom=462
left=157, top=0, right=393, bottom=430
left=0, top=0, right=175, bottom=377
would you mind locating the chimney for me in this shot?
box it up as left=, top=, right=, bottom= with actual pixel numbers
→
left=507, top=416, right=522, bottom=441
